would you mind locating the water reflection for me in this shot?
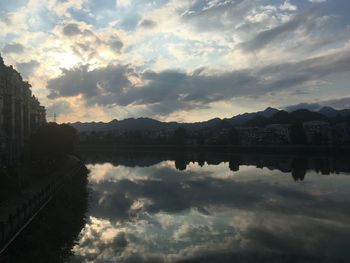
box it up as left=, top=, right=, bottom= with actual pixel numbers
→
left=69, top=151, right=350, bottom=262
left=81, top=150, right=350, bottom=180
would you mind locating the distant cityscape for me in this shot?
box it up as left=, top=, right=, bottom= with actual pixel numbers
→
left=0, top=55, right=46, bottom=163
left=72, top=107, right=350, bottom=147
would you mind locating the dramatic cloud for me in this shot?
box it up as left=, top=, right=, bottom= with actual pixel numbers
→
left=46, top=47, right=350, bottom=116
left=47, top=64, right=133, bottom=102
left=0, top=0, right=349, bottom=122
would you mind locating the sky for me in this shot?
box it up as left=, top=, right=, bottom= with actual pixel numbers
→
left=0, top=0, right=350, bottom=123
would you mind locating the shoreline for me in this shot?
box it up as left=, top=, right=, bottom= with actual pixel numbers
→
left=0, top=156, right=86, bottom=255
left=77, top=144, right=350, bottom=155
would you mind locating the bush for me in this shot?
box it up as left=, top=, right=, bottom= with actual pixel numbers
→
left=28, top=123, right=77, bottom=158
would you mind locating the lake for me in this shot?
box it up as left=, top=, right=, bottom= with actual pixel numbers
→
left=3, top=151, right=350, bottom=262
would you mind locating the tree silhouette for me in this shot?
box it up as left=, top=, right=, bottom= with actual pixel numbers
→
left=28, top=123, right=77, bottom=158
left=228, top=128, right=240, bottom=145
left=291, top=158, right=308, bottom=181
left=289, top=123, right=307, bottom=145
left=173, top=127, right=188, bottom=145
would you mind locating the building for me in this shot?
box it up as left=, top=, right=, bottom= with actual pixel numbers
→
left=330, top=123, right=350, bottom=145
left=0, top=54, right=46, bottom=163
left=236, top=124, right=290, bottom=145
left=303, top=121, right=331, bottom=145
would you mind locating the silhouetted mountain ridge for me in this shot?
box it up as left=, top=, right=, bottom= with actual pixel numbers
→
left=318, top=106, right=350, bottom=117
left=69, top=107, right=350, bottom=133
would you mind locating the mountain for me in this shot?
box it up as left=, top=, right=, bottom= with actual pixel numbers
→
left=70, top=117, right=222, bottom=133
left=225, top=107, right=280, bottom=125
left=318, top=106, right=350, bottom=118
left=290, top=109, right=327, bottom=122
left=109, top=117, right=165, bottom=131
left=318, top=107, right=339, bottom=117
left=259, top=107, right=280, bottom=117
left=69, top=107, right=350, bottom=133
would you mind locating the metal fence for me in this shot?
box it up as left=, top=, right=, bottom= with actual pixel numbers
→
left=0, top=162, right=83, bottom=254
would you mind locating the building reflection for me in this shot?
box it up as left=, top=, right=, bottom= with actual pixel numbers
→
left=80, top=150, right=350, bottom=181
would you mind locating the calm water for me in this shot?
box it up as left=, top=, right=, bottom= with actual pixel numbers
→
left=3, top=152, right=350, bottom=262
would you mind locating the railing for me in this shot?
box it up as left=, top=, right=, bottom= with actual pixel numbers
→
left=0, top=162, right=84, bottom=255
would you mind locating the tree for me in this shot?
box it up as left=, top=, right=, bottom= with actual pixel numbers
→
left=28, top=123, right=77, bottom=158
left=228, top=127, right=240, bottom=145
left=289, top=123, right=307, bottom=145
left=173, top=127, right=188, bottom=145
left=291, top=158, right=308, bottom=181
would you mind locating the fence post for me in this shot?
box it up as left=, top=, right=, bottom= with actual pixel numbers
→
left=0, top=221, right=4, bottom=245
left=8, top=214, right=13, bottom=234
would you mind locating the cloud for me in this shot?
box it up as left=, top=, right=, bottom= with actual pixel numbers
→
left=16, top=60, right=40, bottom=78
left=57, top=22, right=124, bottom=61
left=108, top=38, right=124, bottom=52
left=89, top=168, right=313, bottom=221
left=46, top=101, right=73, bottom=118
left=2, top=43, right=25, bottom=54
left=284, top=102, right=322, bottom=112
left=47, top=64, right=133, bottom=102
left=1, top=0, right=349, bottom=122
left=239, top=12, right=313, bottom=52
left=62, top=23, right=95, bottom=37
left=182, top=0, right=257, bottom=32
left=285, top=97, right=350, bottom=111
left=0, top=0, right=28, bottom=18
left=62, top=23, right=84, bottom=36
left=86, top=0, right=116, bottom=11
left=279, top=1, right=297, bottom=11
left=74, top=160, right=350, bottom=262
left=117, top=0, right=131, bottom=8
left=46, top=47, right=350, bottom=116
left=119, top=13, right=141, bottom=31
left=139, top=19, right=157, bottom=29
left=47, top=64, right=259, bottom=115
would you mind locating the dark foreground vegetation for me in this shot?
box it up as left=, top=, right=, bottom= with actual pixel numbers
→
left=0, top=123, right=78, bottom=203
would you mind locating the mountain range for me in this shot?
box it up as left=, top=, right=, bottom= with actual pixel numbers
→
left=69, top=107, right=350, bottom=133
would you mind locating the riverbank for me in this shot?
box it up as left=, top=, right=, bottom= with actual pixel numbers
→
left=77, top=144, right=350, bottom=156
left=0, top=155, right=87, bottom=254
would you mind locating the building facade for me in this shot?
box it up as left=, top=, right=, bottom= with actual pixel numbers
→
left=0, top=54, right=46, bottom=163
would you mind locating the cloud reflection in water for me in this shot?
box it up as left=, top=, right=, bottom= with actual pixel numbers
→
left=70, top=160, right=350, bottom=263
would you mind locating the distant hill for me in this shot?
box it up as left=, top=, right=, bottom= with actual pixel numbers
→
left=69, top=107, right=350, bottom=133
left=70, top=117, right=222, bottom=133
left=224, top=107, right=280, bottom=125
left=318, top=106, right=350, bottom=118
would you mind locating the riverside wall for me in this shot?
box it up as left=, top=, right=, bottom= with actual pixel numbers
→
left=0, top=158, right=86, bottom=254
